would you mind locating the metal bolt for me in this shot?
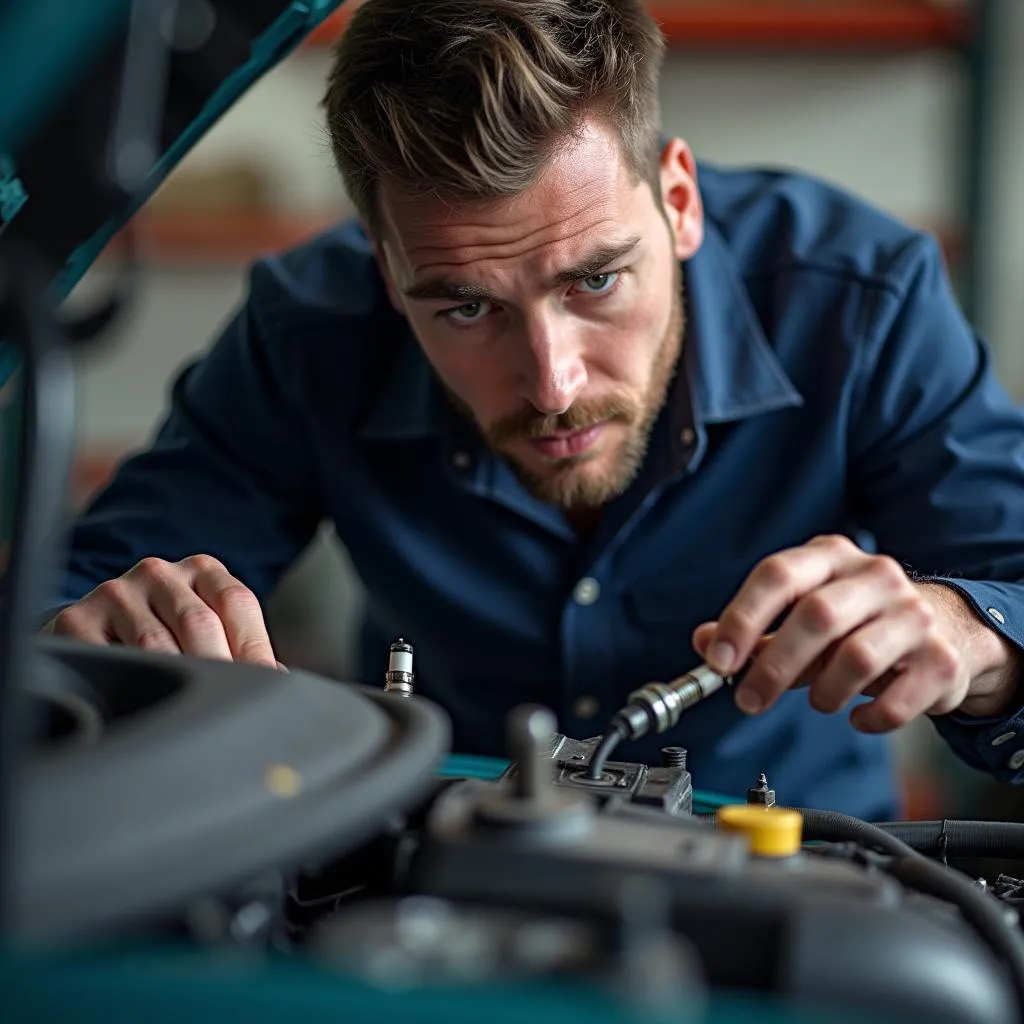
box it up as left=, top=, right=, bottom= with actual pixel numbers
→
left=747, top=772, right=775, bottom=807
left=660, top=746, right=688, bottom=769
left=507, top=705, right=557, bottom=801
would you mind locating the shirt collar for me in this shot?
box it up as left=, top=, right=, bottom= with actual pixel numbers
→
left=358, top=219, right=803, bottom=443
left=684, top=220, right=803, bottom=426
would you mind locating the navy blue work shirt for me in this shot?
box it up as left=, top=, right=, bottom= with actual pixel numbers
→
left=56, top=165, right=1024, bottom=820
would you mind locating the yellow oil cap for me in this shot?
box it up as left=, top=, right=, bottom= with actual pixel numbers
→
left=716, top=804, right=803, bottom=857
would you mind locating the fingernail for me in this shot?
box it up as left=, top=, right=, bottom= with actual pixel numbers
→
left=707, top=641, right=736, bottom=674
left=736, top=688, right=763, bottom=715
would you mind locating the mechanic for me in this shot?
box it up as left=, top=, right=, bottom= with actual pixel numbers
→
left=43, top=0, right=1024, bottom=819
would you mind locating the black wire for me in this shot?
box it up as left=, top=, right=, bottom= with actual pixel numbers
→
left=885, top=854, right=1024, bottom=1017
left=796, top=806, right=921, bottom=859
left=709, top=805, right=1024, bottom=1009
left=585, top=723, right=626, bottom=781
left=873, top=819, right=1024, bottom=861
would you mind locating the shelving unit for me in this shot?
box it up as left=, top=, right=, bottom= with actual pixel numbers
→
left=306, top=2, right=974, bottom=51
left=120, top=2, right=987, bottom=304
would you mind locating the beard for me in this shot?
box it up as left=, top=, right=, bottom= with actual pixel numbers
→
left=473, top=266, right=685, bottom=510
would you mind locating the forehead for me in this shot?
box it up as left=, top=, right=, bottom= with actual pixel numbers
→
left=377, top=123, right=651, bottom=279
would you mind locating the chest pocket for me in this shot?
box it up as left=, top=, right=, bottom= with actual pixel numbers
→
left=621, top=556, right=766, bottom=684
left=626, top=556, right=762, bottom=626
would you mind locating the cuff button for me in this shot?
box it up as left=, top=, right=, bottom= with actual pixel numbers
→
left=991, top=731, right=1017, bottom=747
left=1007, top=749, right=1024, bottom=771
left=987, top=607, right=1006, bottom=625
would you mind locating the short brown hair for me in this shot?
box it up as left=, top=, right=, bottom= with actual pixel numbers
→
left=323, top=0, right=667, bottom=232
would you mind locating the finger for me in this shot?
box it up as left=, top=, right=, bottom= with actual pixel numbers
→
left=806, top=596, right=935, bottom=714
left=692, top=622, right=717, bottom=659
left=76, top=576, right=182, bottom=653
left=46, top=602, right=115, bottom=645
left=735, top=567, right=892, bottom=714
left=104, top=594, right=184, bottom=655
left=193, top=567, right=277, bottom=667
left=732, top=638, right=831, bottom=710
left=140, top=565, right=234, bottom=661
left=850, top=638, right=966, bottom=733
left=731, top=553, right=915, bottom=715
left=694, top=624, right=777, bottom=681
left=709, top=535, right=868, bottom=676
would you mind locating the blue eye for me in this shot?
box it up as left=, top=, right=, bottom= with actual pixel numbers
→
left=577, top=271, right=619, bottom=294
left=445, top=300, right=492, bottom=324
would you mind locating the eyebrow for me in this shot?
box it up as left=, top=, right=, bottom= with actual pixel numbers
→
left=403, top=234, right=643, bottom=303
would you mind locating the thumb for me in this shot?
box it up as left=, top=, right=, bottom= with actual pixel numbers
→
left=692, top=621, right=717, bottom=658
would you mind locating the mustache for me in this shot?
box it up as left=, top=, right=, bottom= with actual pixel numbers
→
left=486, top=395, right=637, bottom=447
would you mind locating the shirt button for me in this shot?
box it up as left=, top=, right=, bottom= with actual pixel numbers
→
left=680, top=427, right=695, bottom=447
left=992, top=731, right=1017, bottom=747
left=573, top=577, right=601, bottom=605
left=573, top=695, right=600, bottom=719
left=452, top=451, right=472, bottom=470
left=1007, top=749, right=1024, bottom=771
left=987, top=607, right=1006, bottom=625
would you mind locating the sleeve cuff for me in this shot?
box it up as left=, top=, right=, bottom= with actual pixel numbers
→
left=924, top=577, right=1024, bottom=782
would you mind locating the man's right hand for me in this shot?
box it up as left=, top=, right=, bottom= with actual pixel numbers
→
left=43, top=554, right=281, bottom=669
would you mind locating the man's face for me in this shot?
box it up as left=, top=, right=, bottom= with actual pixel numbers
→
left=374, top=121, right=704, bottom=509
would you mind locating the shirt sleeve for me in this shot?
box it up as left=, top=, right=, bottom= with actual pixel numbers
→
left=50, top=258, right=325, bottom=615
left=847, top=234, right=1024, bottom=782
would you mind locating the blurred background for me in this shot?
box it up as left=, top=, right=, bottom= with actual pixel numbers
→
left=28, top=0, right=1024, bottom=819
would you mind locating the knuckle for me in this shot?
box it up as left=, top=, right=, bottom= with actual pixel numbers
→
left=756, top=553, right=794, bottom=589
left=720, top=605, right=759, bottom=639
left=839, top=637, right=881, bottom=679
left=813, top=533, right=855, bottom=555
left=905, top=595, right=936, bottom=630
left=927, top=638, right=962, bottom=680
left=184, top=553, right=226, bottom=576
left=216, top=582, right=259, bottom=617
left=135, top=627, right=174, bottom=651
left=176, top=603, right=222, bottom=637
left=134, top=556, right=173, bottom=583
left=798, top=593, right=839, bottom=633
left=236, top=637, right=274, bottom=663
left=94, top=577, right=129, bottom=606
left=50, top=604, right=86, bottom=636
left=871, top=555, right=909, bottom=589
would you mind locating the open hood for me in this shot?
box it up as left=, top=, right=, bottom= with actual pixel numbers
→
left=0, top=0, right=347, bottom=298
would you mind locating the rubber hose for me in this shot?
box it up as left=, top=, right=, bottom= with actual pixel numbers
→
left=873, top=820, right=1024, bottom=860
left=585, top=724, right=626, bottom=780
left=795, top=807, right=920, bottom=858
left=887, top=854, right=1024, bottom=1020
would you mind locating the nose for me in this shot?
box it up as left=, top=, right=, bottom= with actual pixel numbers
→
left=516, top=315, right=587, bottom=415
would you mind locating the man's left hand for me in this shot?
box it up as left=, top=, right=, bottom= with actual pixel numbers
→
left=692, top=534, right=1024, bottom=733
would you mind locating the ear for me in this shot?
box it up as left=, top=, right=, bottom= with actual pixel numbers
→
left=658, top=138, right=704, bottom=261
left=369, top=233, right=406, bottom=314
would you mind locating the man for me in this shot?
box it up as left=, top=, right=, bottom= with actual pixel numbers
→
left=44, top=0, right=1024, bottom=819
